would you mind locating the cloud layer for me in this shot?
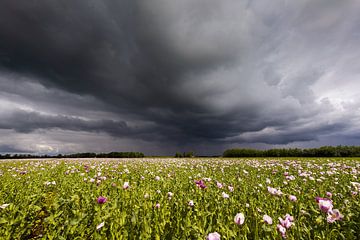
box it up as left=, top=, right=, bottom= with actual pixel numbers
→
left=1, top=0, right=360, bottom=155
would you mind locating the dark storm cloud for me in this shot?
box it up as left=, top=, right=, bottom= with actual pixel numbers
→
left=0, top=144, right=32, bottom=154
left=1, top=0, right=360, bottom=154
left=228, top=122, right=349, bottom=145
left=0, top=109, right=141, bottom=137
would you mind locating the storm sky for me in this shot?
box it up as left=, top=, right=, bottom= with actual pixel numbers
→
left=1, top=0, right=360, bottom=155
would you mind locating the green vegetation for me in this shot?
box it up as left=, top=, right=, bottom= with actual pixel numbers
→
left=0, top=158, right=359, bottom=239
left=174, top=151, right=195, bottom=158
left=0, top=152, right=144, bottom=159
left=223, top=146, right=360, bottom=157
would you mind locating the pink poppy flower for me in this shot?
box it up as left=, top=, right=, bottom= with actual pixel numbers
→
left=96, top=222, right=105, bottom=230
left=234, top=213, right=245, bottom=225
left=263, top=214, right=273, bottom=224
left=206, top=232, right=220, bottom=240
left=289, top=195, right=297, bottom=202
left=167, top=192, right=173, bottom=198
left=222, top=192, right=229, bottom=199
left=123, top=182, right=130, bottom=189
left=267, top=186, right=283, bottom=196
left=277, top=224, right=286, bottom=238
left=97, top=196, right=107, bottom=204
left=316, top=197, right=333, bottom=213
left=278, top=214, right=294, bottom=229
left=327, top=209, right=344, bottom=223
left=195, top=180, right=207, bottom=189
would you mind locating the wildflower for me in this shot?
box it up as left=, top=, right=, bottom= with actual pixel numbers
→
left=263, top=214, right=273, bottom=224
left=316, top=197, right=333, bottom=213
left=195, top=180, right=207, bottom=189
left=267, top=186, right=283, bottom=196
left=266, top=178, right=271, bottom=184
left=277, top=224, right=286, bottom=238
left=89, top=178, right=95, bottom=183
left=228, top=185, right=234, bottom=192
left=327, top=209, right=344, bottom=223
left=326, top=192, right=332, bottom=198
left=44, top=181, right=56, bottom=186
left=234, top=213, right=245, bottom=225
left=278, top=214, right=294, bottom=229
left=167, top=192, right=173, bottom=199
left=0, top=204, right=10, bottom=209
left=289, top=195, right=297, bottom=202
left=155, top=203, right=160, bottom=209
left=222, top=192, right=229, bottom=199
left=111, top=182, right=117, bottom=187
left=206, top=232, right=221, bottom=240
left=123, top=182, right=130, bottom=189
left=286, top=175, right=295, bottom=181
left=96, top=222, right=105, bottom=230
left=97, top=196, right=107, bottom=204
left=216, top=182, right=223, bottom=188
left=155, top=176, right=160, bottom=181
left=188, top=200, right=194, bottom=207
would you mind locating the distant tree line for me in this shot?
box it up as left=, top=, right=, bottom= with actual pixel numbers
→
left=223, top=146, right=360, bottom=157
left=0, top=151, right=144, bottom=159
left=174, top=152, right=195, bottom=158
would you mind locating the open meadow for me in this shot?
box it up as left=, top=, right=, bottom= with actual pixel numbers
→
left=0, top=158, right=359, bottom=239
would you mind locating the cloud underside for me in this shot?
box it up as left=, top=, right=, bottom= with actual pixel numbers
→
left=1, top=0, right=360, bottom=154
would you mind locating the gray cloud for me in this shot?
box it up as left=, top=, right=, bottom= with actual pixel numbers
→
left=0, top=144, right=32, bottom=154
left=1, top=0, right=360, bottom=155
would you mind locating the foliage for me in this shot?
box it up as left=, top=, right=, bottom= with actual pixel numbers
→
left=174, top=152, right=195, bottom=158
left=0, top=152, right=145, bottom=159
left=0, top=158, right=359, bottom=239
left=223, top=146, right=360, bottom=157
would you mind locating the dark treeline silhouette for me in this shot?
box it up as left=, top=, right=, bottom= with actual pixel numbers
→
left=174, top=152, right=195, bottom=158
left=0, top=152, right=145, bottom=159
left=223, top=146, right=360, bottom=157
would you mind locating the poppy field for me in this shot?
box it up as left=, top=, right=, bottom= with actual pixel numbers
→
left=0, top=158, right=359, bottom=239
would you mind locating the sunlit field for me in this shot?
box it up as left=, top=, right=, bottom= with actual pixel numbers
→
left=0, top=158, right=359, bottom=239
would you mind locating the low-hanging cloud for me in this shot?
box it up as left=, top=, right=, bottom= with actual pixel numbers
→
left=1, top=0, right=360, bottom=155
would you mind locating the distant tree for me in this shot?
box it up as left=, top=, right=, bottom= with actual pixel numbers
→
left=223, top=146, right=360, bottom=158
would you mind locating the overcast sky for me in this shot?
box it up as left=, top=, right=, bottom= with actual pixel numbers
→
left=1, top=0, right=360, bottom=155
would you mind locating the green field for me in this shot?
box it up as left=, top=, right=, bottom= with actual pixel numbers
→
left=0, top=158, right=359, bottom=239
